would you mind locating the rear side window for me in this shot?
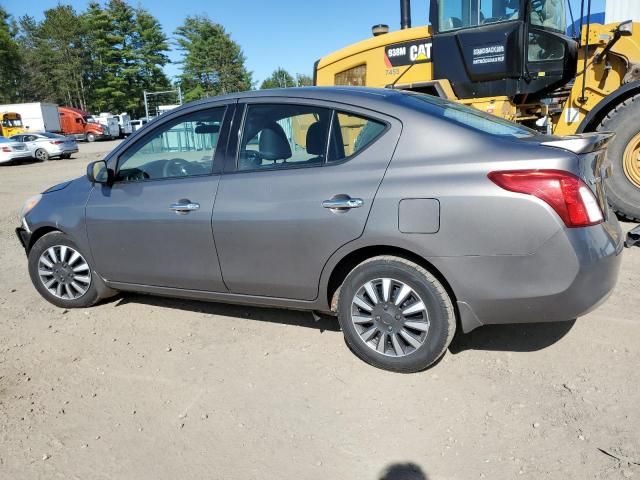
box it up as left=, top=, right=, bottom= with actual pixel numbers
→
left=328, top=112, right=386, bottom=163
left=238, top=104, right=332, bottom=171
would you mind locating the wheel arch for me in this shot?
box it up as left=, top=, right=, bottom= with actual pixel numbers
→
left=324, top=245, right=458, bottom=315
left=577, top=80, right=640, bottom=133
left=26, top=226, right=63, bottom=254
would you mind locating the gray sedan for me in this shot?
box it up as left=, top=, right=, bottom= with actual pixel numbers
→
left=15, top=87, right=637, bottom=372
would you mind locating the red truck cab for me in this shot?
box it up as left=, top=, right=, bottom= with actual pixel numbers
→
left=58, top=107, right=110, bottom=142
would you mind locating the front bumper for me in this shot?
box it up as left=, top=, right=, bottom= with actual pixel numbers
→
left=16, top=225, right=31, bottom=251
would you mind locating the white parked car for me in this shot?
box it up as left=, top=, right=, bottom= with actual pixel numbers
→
left=0, top=136, right=31, bottom=164
left=10, top=132, right=78, bottom=161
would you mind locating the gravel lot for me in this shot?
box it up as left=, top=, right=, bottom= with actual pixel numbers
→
left=1, top=140, right=639, bottom=480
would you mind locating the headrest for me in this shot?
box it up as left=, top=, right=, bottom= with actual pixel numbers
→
left=306, top=122, right=328, bottom=156
left=259, top=122, right=292, bottom=161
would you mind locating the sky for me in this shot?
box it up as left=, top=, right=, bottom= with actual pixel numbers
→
left=4, top=0, right=606, bottom=86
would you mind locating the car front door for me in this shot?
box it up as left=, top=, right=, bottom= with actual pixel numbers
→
left=212, top=99, right=401, bottom=300
left=85, top=104, right=232, bottom=291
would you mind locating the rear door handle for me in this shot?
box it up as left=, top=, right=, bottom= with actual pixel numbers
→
left=322, top=196, right=364, bottom=210
left=170, top=200, right=200, bottom=214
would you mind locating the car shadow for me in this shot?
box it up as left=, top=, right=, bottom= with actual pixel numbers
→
left=378, top=462, right=429, bottom=480
left=111, top=293, right=341, bottom=333
left=449, top=319, right=576, bottom=354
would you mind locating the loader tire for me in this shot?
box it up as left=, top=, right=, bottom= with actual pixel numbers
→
left=597, top=94, right=640, bottom=222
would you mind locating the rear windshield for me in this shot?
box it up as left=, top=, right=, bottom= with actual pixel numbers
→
left=400, top=92, right=536, bottom=138
left=38, top=132, right=66, bottom=139
left=0, top=137, right=12, bottom=143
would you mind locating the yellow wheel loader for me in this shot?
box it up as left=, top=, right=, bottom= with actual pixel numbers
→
left=314, top=0, right=640, bottom=221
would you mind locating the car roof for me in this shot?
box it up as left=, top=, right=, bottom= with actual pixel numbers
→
left=182, top=86, right=406, bottom=110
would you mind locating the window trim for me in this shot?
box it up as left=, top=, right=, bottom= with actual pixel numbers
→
left=112, top=105, right=229, bottom=185
left=230, top=101, right=391, bottom=175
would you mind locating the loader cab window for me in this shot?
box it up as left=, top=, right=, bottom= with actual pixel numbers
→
left=438, top=0, right=521, bottom=32
left=527, top=0, right=567, bottom=62
left=529, top=0, right=566, bottom=33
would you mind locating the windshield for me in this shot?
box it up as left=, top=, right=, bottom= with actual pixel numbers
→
left=438, top=0, right=567, bottom=34
left=402, top=92, right=536, bottom=138
left=529, top=0, right=566, bottom=33
left=2, top=118, right=24, bottom=127
left=438, top=0, right=521, bottom=32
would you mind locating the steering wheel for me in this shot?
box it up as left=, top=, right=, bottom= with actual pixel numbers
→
left=163, top=158, right=192, bottom=178
left=241, top=149, right=264, bottom=169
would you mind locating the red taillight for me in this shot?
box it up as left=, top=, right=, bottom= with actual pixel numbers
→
left=49, top=141, right=63, bottom=145
left=488, top=169, right=604, bottom=228
left=1, top=147, right=11, bottom=152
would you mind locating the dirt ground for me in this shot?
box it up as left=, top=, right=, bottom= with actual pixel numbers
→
left=0, top=140, right=639, bottom=480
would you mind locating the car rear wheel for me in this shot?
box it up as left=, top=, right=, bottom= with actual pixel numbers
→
left=34, top=148, right=49, bottom=162
left=28, top=232, right=100, bottom=308
left=60, top=153, right=71, bottom=159
left=337, top=256, right=456, bottom=372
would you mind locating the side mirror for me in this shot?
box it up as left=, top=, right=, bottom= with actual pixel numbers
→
left=617, top=20, right=633, bottom=37
left=87, top=160, right=113, bottom=185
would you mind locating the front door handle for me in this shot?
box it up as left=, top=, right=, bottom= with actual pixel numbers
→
left=170, top=200, right=200, bottom=214
left=322, top=196, right=364, bottom=210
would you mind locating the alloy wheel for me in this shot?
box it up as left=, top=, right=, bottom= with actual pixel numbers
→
left=37, top=245, right=91, bottom=300
left=350, top=278, right=430, bottom=357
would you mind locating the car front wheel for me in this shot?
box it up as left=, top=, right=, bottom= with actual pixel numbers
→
left=28, top=232, right=100, bottom=308
left=337, top=256, right=456, bottom=372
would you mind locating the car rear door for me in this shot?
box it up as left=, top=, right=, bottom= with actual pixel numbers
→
left=212, top=98, right=401, bottom=300
left=85, top=102, right=234, bottom=291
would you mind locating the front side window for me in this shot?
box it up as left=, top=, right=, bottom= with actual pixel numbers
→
left=439, top=0, right=520, bottom=32
left=328, top=112, right=386, bottom=162
left=116, top=107, right=225, bottom=182
left=238, top=104, right=332, bottom=171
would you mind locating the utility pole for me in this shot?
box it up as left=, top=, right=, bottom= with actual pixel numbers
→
left=143, top=91, right=149, bottom=120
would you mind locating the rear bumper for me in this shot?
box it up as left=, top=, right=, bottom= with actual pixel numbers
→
left=0, top=152, right=32, bottom=163
left=442, top=219, right=624, bottom=332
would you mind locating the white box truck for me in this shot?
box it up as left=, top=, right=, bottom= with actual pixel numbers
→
left=0, top=103, right=61, bottom=133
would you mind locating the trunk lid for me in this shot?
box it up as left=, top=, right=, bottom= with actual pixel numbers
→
left=525, top=132, right=615, bottom=218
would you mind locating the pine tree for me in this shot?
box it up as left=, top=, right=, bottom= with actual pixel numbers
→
left=16, top=6, right=88, bottom=108
left=175, top=16, right=252, bottom=101
left=260, top=68, right=296, bottom=89
left=0, top=6, right=21, bottom=103
left=83, top=0, right=170, bottom=116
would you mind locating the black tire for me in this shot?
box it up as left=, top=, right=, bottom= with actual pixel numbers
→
left=336, top=256, right=456, bottom=373
left=34, top=148, right=49, bottom=162
left=28, top=232, right=100, bottom=309
left=86, top=133, right=96, bottom=143
left=60, top=153, right=71, bottom=159
left=596, top=94, right=640, bottom=222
